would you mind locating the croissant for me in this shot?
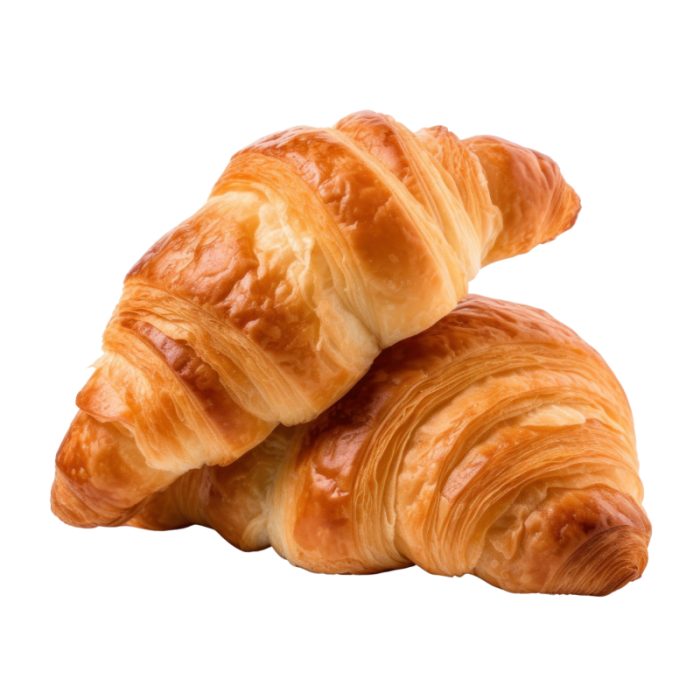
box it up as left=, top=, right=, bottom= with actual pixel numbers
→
left=52, top=111, right=580, bottom=527
left=131, top=296, right=650, bottom=595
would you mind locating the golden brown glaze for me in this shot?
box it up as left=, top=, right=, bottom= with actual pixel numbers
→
left=52, top=111, right=580, bottom=527
left=132, top=296, right=649, bottom=595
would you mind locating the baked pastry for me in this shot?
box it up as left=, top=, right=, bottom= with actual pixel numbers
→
left=132, top=296, right=650, bottom=595
left=52, top=111, right=580, bottom=527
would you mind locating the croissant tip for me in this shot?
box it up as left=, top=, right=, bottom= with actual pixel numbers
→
left=551, top=523, right=650, bottom=596
left=564, top=185, right=582, bottom=231
left=51, top=471, right=95, bottom=528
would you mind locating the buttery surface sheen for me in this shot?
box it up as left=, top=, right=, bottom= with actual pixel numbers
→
left=52, top=111, right=580, bottom=527
left=132, top=296, right=650, bottom=595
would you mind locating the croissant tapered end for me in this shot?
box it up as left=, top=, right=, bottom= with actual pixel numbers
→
left=465, top=136, right=582, bottom=265
left=478, top=486, right=650, bottom=596
left=552, top=521, right=650, bottom=596
left=51, top=469, right=101, bottom=528
left=52, top=412, right=166, bottom=527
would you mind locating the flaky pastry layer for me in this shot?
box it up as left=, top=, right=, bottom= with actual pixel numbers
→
left=131, top=296, right=649, bottom=595
left=53, top=112, right=580, bottom=526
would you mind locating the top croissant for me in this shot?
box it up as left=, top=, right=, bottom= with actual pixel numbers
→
left=52, top=110, right=581, bottom=527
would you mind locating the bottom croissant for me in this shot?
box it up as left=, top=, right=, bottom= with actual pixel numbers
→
left=128, top=296, right=650, bottom=595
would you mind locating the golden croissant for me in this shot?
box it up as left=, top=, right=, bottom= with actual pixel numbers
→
left=131, top=296, right=650, bottom=595
left=52, top=111, right=580, bottom=527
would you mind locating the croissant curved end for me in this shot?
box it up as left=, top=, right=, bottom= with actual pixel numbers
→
left=534, top=490, right=650, bottom=596
left=466, top=136, right=582, bottom=265
left=51, top=470, right=102, bottom=528
left=551, top=522, right=650, bottom=596
left=477, top=485, right=650, bottom=595
left=52, top=412, right=160, bottom=527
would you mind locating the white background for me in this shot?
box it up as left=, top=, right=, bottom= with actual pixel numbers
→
left=2, top=1, right=698, bottom=697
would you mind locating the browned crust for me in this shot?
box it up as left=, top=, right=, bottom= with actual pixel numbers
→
left=121, top=319, right=243, bottom=435
left=131, top=296, right=649, bottom=595
left=53, top=112, right=581, bottom=528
